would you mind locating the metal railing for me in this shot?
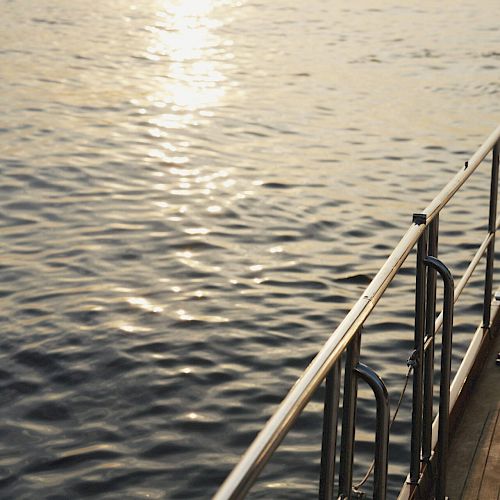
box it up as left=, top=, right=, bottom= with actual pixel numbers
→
left=214, top=125, right=500, bottom=500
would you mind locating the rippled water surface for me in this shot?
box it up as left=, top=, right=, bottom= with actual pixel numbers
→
left=1, top=0, right=499, bottom=498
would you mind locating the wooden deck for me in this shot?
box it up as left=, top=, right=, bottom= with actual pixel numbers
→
left=445, top=328, right=500, bottom=499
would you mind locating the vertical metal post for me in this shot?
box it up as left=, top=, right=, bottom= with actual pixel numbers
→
left=424, top=256, right=454, bottom=500
left=410, top=214, right=427, bottom=484
left=483, top=141, right=499, bottom=332
left=338, top=331, right=361, bottom=498
left=319, top=361, right=341, bottom=500
left=422, top=216, right=439, bottom=462
left=354, top=364, right=390, bottom=500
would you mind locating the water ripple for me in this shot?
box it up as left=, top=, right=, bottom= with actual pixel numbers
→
left=0, top=0, right=499, bottom=498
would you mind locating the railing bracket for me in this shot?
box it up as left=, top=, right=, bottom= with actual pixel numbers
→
left=413, top=213, right=427, bottom=225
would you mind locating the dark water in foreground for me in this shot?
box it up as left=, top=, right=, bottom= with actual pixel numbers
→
left=1, top=0, right=499, bottom=498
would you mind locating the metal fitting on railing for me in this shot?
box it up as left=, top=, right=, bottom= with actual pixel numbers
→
left=407, top=350, right=418, bottom=368
left=412, top=213, right=427, bottom=225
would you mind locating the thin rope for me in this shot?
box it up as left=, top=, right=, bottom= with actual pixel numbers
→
left=352, top=365, right=413, bottom=491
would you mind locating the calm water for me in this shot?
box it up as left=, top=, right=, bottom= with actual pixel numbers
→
left=1, top=0, right=499, bottom=498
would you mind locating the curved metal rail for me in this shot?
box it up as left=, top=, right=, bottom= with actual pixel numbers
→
left=214, top=125, right=500, bottom=500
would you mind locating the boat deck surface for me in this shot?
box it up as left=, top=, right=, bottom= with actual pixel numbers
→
left=445, top=329, right=500, bottom=499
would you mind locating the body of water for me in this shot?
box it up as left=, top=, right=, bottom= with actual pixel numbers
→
left=1, top=0, right=499, bottom=498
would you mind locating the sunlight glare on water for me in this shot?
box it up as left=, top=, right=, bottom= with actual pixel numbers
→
left=146, top=0, right=231, bottom=116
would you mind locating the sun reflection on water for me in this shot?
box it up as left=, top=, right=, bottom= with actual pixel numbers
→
left=142, top=1, right=245, bottom=218
left=147, top=0, right=233, bottom=114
